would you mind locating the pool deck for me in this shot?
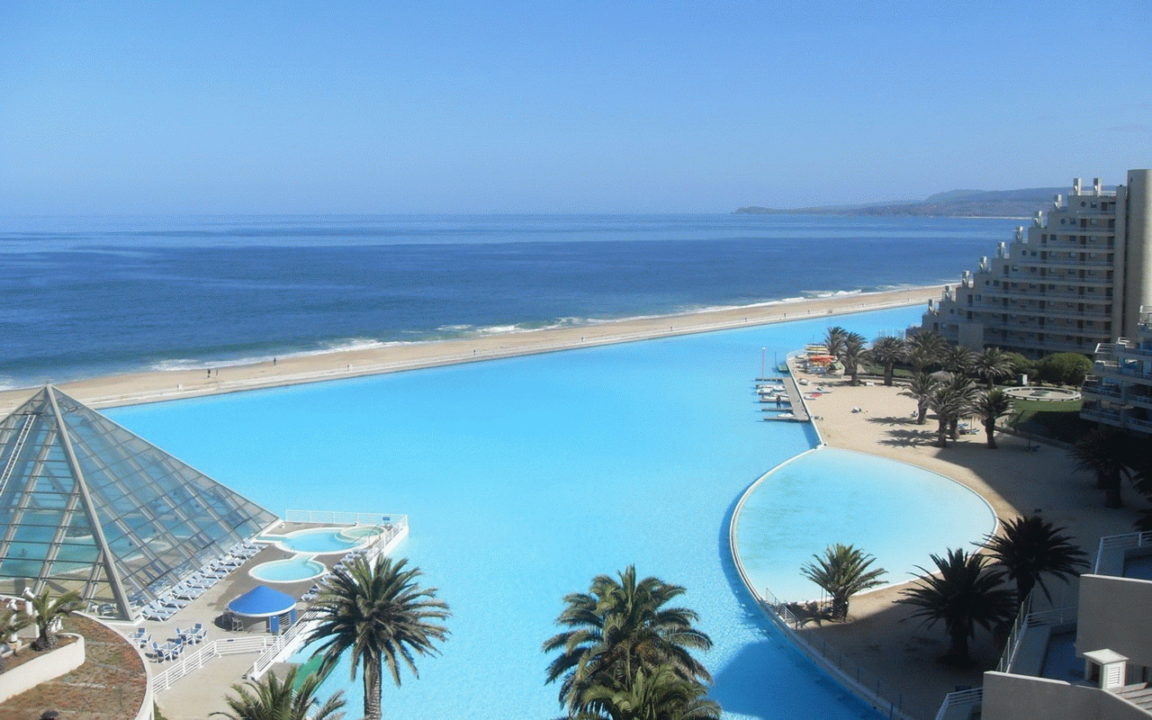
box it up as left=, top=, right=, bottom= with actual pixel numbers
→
left=780, top=362, right=1148, bottom=720
left=111, top=521, right=399, bottom=720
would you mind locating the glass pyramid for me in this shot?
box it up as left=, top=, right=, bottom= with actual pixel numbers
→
left=0, top=386, right=277, bottom=620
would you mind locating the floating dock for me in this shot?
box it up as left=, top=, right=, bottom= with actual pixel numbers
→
left=756, top=373, right=809, bottom=423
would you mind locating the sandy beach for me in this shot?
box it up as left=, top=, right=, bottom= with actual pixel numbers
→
left=0, top=284, right=941, bottom=415
left=777, top=365, right=1146, bottom=720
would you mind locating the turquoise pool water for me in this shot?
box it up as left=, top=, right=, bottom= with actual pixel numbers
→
left=108, top=306, right=978, bottom=720
left=734, top=448, right=997, bottom=603
left=250, top=556, right=327, bottom=583
left=260, top=528, right=362, bottom=554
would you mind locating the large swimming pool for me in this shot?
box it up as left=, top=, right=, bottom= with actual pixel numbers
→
left=108, top=306, right=987, bottom=719
left=734, top=448, right=997, bottom=603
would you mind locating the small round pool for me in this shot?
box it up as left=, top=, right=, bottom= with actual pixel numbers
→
left=250, top=556, right=327, bottom=584
left=261, top=527, right=365, bottom=554
left=733, top=447, right=997, bottom=603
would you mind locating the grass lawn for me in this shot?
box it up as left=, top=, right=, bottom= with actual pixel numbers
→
left=1008, top=396, right=1090, bottom=443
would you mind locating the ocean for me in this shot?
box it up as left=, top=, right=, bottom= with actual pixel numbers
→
left=0, top=214, right=1019, bottom=388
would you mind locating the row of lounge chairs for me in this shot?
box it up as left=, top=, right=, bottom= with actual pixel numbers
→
left=138, top=542, right=262, bottom=621
left=137, top=623, right=208, bottom=661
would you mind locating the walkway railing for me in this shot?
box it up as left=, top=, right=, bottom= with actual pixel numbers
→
left=248, top=608, right=321, bottom=680
left=934, top=687, right=983, bottom=720
left=1095, top=530, right=1152, bottom=574
left=284, top=510, right=408, bottom=528
left=152, top=635, right=274, bottom=693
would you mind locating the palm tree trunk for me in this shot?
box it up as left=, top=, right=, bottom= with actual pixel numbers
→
left=363, top=654, right=383, bottom=720
left=917, top=401, right=928, bottom=425
left=948, top=628, right=970, bottom=665
left=936, top=418, right=949, bottom=448
left=883, top=364, right=894, bottom=386
left=1104, top=473, right=1123, bottom=509
left=984, top=419, right=997, bottom=449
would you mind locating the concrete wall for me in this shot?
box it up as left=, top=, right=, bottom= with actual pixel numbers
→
left=983, top=672, right=1101, bottom=720
left=0, top=633, right=85, bottom=704
left=1078, top=574, right=1152, bottom=668
left=1124, top=169, right=1152, bottom=338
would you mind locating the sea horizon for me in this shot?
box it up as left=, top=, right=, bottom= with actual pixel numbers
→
left=1, top=213, right=1017, bottom=389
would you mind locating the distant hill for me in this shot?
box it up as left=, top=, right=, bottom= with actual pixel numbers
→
left=734, top=186, right=1096, bottom=218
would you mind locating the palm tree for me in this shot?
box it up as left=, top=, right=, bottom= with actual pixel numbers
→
left=306, top=556, right=450, bottom=720
left=1070, top=428, right=1135, bottom=508
left=213, top=666, right=346, bottom=720
left=972, top=347, right=1014, bottom=389
left=0, top=607, right=32, bottom=659
left=576, top=664, right=721, bottom=720
left=981, top=515, right=1087, bottom=611
left=840, top=332, right=868, bottom=385
left=868, top=336, right=906, bottom=386
left=907, top=331, right=948, bottom=372
left=800, top=543, right=886, bottom=620
left=896, top=549, right=1016, bottom=665
left=928, top=379, right=973, bottom=448
left=823, top=326, right=848, bottom=362
left=970, top=389, right=1012, bottom=449
left=543, top=566, right=713, bottom=718
left=942, top=346, right=975, bottom=376
left=29, top=589, right=81, bottom=651
left=903, top=372, right=938, bottom=425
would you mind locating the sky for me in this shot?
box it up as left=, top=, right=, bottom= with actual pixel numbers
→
left=1, top=1, right=1150, bottom=214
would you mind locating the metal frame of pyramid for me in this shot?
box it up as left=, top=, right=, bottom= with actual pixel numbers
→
left=0, top=386, right=277, bottom=621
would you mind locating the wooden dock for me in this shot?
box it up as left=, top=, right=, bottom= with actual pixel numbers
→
left=757, top=372, right=809, bottom=423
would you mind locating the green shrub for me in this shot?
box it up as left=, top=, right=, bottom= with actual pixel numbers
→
left=1036, top=353, right=1093, bottom=386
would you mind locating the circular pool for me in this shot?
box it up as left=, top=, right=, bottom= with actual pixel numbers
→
left=732, top=447, right=997, bottom=603
left=250, top=556, right=327, bottom=584
left=262, top=527, right=366, bottom=554
left=1003, top=386, right=1082, bottom=402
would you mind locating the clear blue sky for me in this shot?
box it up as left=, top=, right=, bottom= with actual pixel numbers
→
left=2, top=1, right=1150, bottom=214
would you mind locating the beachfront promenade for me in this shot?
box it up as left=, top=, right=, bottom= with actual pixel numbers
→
left=0, top=285, right=941, bottom=414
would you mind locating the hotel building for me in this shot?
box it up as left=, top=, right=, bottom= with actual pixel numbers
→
left=937, top=531, right=1152, bottom=720
left=920, top=170, right=1152, bottom=358
left=1081, top=305, right=1152, bottom=436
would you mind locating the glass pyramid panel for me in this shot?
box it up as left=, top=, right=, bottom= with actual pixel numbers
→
left=0, top=387, right=277, bottom=620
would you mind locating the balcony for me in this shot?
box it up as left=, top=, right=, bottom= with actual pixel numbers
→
left=1080, top=406, right=1126, bottom=428
left=984, top=288, right=1113, bottom=303
left=1081, top=381, right=1122, bottom=399
left=997, top=597, right=1081, bottom=683
left=1094, top=531, right=1152, bottom=577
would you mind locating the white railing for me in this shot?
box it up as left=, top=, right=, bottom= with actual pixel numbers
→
left=934, top=687, right=983, bottom=720
left=996, top=593, right=1034, bottom=672
left=996, top=599, right=1078, bottom=674
left=285, top=510, right=408, bottom=528
left=248, top=609, right=322, bottom=680
left=1095, top=531, right=1152, bottom=573
left=760, top=586, right=801, bottom=628
left=151, top=635, right=274, bottom=692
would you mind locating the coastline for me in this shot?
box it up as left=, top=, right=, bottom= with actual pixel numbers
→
left=0, top=284, right=942, bottom=415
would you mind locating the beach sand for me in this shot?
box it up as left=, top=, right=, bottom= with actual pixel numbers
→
left=783, top=366, right=1146, bottom=720
left=0, top=285, right=941, bottom=414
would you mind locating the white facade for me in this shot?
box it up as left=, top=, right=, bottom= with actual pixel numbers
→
left=921, top=170, right=1152, bottom=358
left=1081, top=305, right=1152, bottom=436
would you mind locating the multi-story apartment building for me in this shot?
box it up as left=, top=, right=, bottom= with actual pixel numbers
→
left=1081, top=305, right=1152, bottom=436
left=920, top=170, right=1152, bottom=358
left=936, top=531, right=1152, bottom=720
